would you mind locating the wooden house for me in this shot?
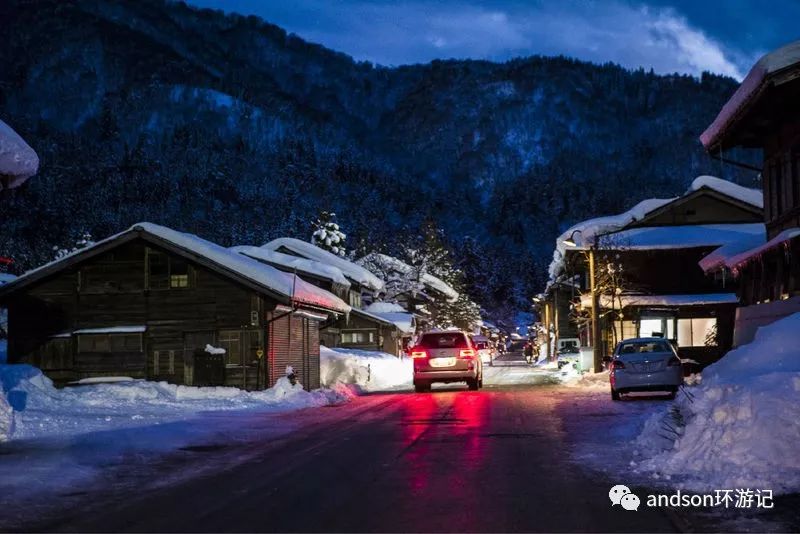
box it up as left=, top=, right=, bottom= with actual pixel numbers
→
left=700, top=41, right=800, bottom=345
left=550, top=176, right=764, bottom=366
left=0, top=223, right=350, bottom=390
left=234, top=243, right=413, bottom=356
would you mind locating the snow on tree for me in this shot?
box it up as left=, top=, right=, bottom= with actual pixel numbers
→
left=310, top=211, right=347, bottom=257
left=52, top=232, right=95, bottom=261
left=357, top=252, right=426, bottom=305
left=407, top=222, right=481, bottom=331
left=0, top=119, right=39, bottom=191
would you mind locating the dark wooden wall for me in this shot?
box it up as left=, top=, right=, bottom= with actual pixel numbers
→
left=4, top=238, right=329, bottom=390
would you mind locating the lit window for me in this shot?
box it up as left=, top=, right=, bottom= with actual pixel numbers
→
left=677, top=318, right=717, bottom=347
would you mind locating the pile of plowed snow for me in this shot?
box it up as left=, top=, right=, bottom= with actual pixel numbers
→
left=320, top=347, right=411, bottom=391
left=634, top=313, right=800, bottom=493
left=0, top=364, right=353, bottom=441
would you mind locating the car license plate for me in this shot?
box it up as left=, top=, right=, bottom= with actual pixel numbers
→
left=430, top=357, right=456, bottom=368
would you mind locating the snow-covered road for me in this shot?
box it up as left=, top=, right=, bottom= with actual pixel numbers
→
left=4, top=381, right=795, bottom=532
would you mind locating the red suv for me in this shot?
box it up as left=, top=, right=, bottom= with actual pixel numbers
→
left=410, top=331, right=483, bottom=392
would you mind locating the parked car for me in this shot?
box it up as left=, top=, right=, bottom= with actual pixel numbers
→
left=557, top=345, right=580, bottom=369
left=609, top=338, right=683, bottom=400
left=410, top=331, right=483, bottom=392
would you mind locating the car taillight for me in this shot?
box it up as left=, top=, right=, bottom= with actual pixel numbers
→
left=611, top=360, right=625, bottom=370
left=459, top=349, right=476, bottom=359
left=411, top=349, right=428, bottom=359
left=668, top=356, right=682, bottom=367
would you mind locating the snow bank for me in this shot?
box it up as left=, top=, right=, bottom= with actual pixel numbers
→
left=0, top=119, right=39, bottom=189
left=0, top=364, right=352, bottom=442
left=560, top=369, right=610, bottom=390
left=635, top=313, right=800, bottom=493
left=320, top=346, right=411, bottom=391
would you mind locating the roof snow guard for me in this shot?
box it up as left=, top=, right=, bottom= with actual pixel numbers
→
left=0, top=223, right=351, bottom=314
left=701, top=40, right=800, bottom=152
left=0, top=119, right=39, bottom=190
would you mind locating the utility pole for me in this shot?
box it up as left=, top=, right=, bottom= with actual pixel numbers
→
left=589, top=246, right=602, bottom=373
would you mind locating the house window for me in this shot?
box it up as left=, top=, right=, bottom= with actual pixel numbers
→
left=341, top=331, right=375, bottom=344
left=677, top=318, right=717, bottom=347
left=170, top=258, right=190, bottom=288
left=147, top=249, right=192, bottom=290
left=218, top=329, right=241, bottom=366
left=348, top=291, right=362, bottom=308
left=78, top=333, right=142, bottom=352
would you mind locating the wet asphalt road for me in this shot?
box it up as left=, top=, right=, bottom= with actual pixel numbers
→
left=37, top=378, right=683, bottom=532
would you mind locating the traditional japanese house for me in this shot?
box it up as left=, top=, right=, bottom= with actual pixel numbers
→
left=234, top=242, right=413, bottom=356
left=0, top=223, right=350, bottom=390
left=700, top=41, right=800, bottom=345
left=549, top=176, right=764, bottom=366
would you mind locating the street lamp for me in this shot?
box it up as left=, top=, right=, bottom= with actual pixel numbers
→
left=563, top=229, right=603, bottom=373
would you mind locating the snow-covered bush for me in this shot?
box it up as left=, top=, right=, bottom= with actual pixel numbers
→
left=635, top=313, right=800, bottom=493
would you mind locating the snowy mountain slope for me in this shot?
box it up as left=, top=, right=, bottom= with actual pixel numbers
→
left=0, top=0, right=759, bottom=316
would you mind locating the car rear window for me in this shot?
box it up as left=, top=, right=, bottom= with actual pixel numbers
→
left=618, top=340, right=673, bottom=354
left=419, top=333, right=469, bottom=349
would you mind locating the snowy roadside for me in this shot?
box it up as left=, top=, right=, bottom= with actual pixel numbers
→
left=0, top=362, right=356, bottom=526
left=320, top=346, right=412, bottom=391
left=633, top=313, right=800, bottom=494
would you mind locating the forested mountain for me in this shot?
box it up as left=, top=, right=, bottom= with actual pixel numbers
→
left=0, top=0, right=759, bottom=321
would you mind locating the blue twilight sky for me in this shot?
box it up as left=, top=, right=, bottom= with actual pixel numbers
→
left=189, top=0, right=799, bottom=79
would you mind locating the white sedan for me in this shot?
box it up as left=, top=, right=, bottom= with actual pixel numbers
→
left=609, top=338, right=683, bottom=400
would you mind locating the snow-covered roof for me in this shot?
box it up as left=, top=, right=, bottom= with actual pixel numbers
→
left=231, top=245, right=351, bottom=288
left=0, top=273, right=16, bottom=285
left=363, top=301, right=415, bottom=334
left=699, top=231, right=767, bottom=273
left=0, top=223, right=350, bottom=314
left=548, top=176, right=763, bottom=283
left=596, top=223, right=765, bottom=250
left=355, top=308, right=416, bottom=334
left=548, top=197, right=675, bottom=281
left=579, top=293, right=739, bottom=309
left=73, top=326, right=147, bottom=335
left=364, top=301, right=406, bottom=314
left=701, top=40, right=800, bottom=151
left=0, top=119, right=39, bottom=189
left=262, top=238, right=383, bottom=292
left=356, top=252, right=459, bottom=302
left=725, top=227, right=800, bottom=272
left=688, top=175, right=763, bottom=209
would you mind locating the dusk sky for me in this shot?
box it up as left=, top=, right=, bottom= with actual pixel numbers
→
left=189, top=0, right=799, bottom=80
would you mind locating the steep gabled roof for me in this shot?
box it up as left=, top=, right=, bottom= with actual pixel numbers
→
left=701, top=40, right=800, bottom=152
left=0, top=223, right=350, bottom=314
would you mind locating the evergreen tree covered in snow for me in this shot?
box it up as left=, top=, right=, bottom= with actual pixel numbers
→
left=311, top=211, right=347, bottom=257
left=408, top=223, right=481, bottom=331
